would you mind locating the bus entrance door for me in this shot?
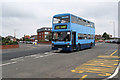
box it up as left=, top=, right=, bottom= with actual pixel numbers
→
left=72, top=32, right=76, bottom=49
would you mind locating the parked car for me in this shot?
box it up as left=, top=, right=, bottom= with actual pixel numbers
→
left=112, top=39, right=120, bottom=44
left=19, top=41, right=23, bottom=43
left=112, top=39, right=118, bottom=43
left=98, top=40, right=104, bottom=42
left=32, top=42, right=37, bottom=45
left=117, top=40, right=120, bottom=44
left=105, top=40, right=113, bottom=43
left=26, top=41, right=32, bottom=44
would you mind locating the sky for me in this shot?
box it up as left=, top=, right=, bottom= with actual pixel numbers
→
left=0, top=0, right=119, bottom=38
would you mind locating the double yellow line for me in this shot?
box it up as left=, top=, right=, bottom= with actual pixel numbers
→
left=79, top=75, right=87, bottom=80
left=79, top=50, right=118, bottom=80
left=110, top=50, right=117, bottom=56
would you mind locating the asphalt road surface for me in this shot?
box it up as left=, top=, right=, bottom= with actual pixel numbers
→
left=2, top=43, right=52, bottom=61
left=1, top=43, right=120, bottom=80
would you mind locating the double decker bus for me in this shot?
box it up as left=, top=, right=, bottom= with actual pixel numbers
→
left=52, top=13, right=95, bottom=51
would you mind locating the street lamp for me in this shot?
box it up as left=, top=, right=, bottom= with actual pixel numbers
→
left=109, top=21, right=115, bottom=38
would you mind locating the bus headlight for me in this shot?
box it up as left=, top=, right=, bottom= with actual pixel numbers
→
left=52, top=45, right=54, bottom=47
left=52, top=43, right=54, bottom=47
left=67, top=45, right=70, bottom=48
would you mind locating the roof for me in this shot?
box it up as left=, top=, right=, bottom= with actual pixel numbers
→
left=37, top=27, right=52, bottom=32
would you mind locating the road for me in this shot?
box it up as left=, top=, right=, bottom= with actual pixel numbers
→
left=1, top=43, right=120, bottom=80
left=2, top=43, right=51, bottom=61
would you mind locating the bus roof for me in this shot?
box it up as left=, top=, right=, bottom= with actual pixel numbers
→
left=53, top=13, right=94, bottom=24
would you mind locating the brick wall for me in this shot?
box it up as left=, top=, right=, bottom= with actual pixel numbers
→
left=0, top=45, right=19, bottom=49
left=37, top=31, right=51, bottom=41
left=37, top=41, right=51, bottom=44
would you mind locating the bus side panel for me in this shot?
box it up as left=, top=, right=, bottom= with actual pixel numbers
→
left=71, top=23, right=95, bottom=49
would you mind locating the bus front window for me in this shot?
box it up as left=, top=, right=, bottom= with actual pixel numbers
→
left=52, top=32, right=70, bottom=41
left=53, top=16, right=70, bottom=24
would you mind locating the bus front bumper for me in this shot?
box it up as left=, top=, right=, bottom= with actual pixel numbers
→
left=52, top=45, right=72, bottom=51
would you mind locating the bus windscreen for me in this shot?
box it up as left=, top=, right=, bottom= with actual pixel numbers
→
left=52, top=32, right=70, bottom=41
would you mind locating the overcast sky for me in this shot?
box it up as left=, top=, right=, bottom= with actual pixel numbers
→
left=0, top=0, right=119, bottom=38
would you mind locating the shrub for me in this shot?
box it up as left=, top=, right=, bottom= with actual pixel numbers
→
left=2, top=37, right=18, bottom=45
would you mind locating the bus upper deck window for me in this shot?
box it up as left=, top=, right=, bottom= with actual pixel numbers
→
left=53, top=16, right=70, bottom=24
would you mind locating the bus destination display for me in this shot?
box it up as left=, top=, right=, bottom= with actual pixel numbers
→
left=55, top=25, right=67, bottom=29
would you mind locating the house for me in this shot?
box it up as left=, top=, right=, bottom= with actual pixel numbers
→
left=37, top=27, right=52, bottom=41
left=30, top=35, right=37, bottom=42
left=24, top=35, right=30, bottom=39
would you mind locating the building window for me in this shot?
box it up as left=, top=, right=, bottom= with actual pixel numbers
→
left=45, top=35, right=46, bottom=38
left=45, top=32, right=48, bottom=34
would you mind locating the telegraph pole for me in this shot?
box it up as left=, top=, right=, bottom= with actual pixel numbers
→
left=14, top=29, right=16, bottom=38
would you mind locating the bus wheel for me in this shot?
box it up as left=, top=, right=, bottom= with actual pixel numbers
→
left=90, top=42, right=92, bottom=48
left=78, top=44, right=81, bottom=51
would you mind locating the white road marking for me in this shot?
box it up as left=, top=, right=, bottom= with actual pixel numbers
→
left=44, top=52, right=49, bottom=54
left=24, top=55, right=31, bottom=58
left=5, top=51, right=58, bottom=66
left=95, top=43, right=103, bottom=45
left=40, top=56, right=44, bottom=57
left=10, top=57, right=23, bottom=61
left=34, top=52, right=58, bottom=59
left=34, top=56, right=44, bottom=59
left=11, top=61, right=17, bottom=64
left=0, top=61, right=17, bottom=66
left=30, top=55, right=37, bottom=57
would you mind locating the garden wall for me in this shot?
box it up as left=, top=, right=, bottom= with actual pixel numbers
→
left=0, top=45, right=19, bottom=49
left=37, top=41, right=51, bottom=44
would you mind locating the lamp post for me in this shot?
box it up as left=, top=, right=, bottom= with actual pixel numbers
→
left=109, top=21, right=115, bottom=38
left=113, top=21, right=115, bottom=38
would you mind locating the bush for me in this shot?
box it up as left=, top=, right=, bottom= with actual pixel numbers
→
left=2, top=37, right=18, bottom=45
left=38, top=40, right=50, bottom=42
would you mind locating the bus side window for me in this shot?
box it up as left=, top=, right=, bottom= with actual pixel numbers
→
left=90, top=35, right=93, bottom=39
left=71, top=15, right=78, bottom=24
left=87, top=21, right=91, bottom=27
left=78, top=18, right=82, bottom=25
left=78, top=33, right=83, bottom=39
left=83, top=20, right=86, bottom=26
left=88, top=34, right=91, bottom=39
left=83, top=34, right=87, bottom=39
left=91, top=23, right=94, bottom=28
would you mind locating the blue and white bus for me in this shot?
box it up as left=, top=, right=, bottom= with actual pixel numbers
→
left=52, top=13, right=95, bottom=51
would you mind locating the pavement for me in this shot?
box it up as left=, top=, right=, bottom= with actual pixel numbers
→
left=1, top=43, right=120, bottom=80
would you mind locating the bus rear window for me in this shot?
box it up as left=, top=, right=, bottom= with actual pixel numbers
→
left=53, top=16, right=70, bottom=24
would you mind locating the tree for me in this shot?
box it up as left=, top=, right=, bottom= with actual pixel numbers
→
left=102, top=32, right=109, bottom=40
left=46, top=33, right=52, bottom=41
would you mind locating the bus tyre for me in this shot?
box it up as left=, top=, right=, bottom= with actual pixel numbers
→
left=78, top=44, right=81, bottom=51
left=90, top=42, right=92, bottom=48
